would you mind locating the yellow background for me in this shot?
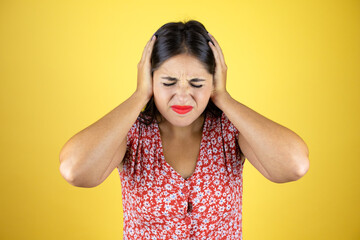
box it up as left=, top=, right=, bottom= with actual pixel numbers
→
left=1, top=0, right=359, bottom=239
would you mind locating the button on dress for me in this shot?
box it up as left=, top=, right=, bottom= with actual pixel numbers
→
left=117, top=111, right=246, bottom=240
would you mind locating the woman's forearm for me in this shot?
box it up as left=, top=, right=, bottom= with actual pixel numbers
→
left=213, top=91, right=309, bottom=181
left=59, top=91, right=149, bottom=187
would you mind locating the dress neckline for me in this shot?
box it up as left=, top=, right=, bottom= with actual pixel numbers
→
left=155, top=112, right=208, bottom=182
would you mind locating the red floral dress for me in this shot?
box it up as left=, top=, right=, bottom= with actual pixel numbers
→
left=117, top=111, right=246, bottom=240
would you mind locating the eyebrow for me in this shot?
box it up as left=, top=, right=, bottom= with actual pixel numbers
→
left=161, top=76, right=206, bottom=82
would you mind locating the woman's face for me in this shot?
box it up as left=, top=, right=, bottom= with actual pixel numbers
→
left=153, top=54, right=214, bottom=127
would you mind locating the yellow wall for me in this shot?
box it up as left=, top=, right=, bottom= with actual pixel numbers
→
left=0, top=0, right=358, bottom=239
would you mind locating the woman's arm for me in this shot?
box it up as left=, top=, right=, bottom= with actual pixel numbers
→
left=214, top=91, right=309, bottom=183
left=60, top=34, right=157, bottom=187
left=207, top=32, right=309, bottom=183
left=59, top=91, right=149, bottom=187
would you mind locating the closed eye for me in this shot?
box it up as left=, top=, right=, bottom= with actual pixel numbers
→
left=163, top=83, right=203, bottom=88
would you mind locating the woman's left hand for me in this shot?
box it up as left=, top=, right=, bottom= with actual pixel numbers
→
left=207, top=32, right=229, bottom=104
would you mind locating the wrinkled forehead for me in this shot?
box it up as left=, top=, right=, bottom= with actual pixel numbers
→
left=155, top=55, right=210, bottom=78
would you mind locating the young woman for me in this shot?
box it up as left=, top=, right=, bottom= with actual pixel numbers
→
left=59, top=20, right=310, bottom=240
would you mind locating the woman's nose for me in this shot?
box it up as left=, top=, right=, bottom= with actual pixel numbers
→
left=173, top=81, right=192, bottom=102
left=176, top=81, right=191, bottom=94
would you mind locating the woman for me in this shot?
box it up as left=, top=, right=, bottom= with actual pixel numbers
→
left=59, top=20, right=310, bottom=240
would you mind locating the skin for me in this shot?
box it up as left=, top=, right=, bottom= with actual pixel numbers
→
left=152, top=54, right=214, bottom=139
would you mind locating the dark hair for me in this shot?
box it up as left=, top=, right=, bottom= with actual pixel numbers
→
left=138, top=19, right=223, bottom=126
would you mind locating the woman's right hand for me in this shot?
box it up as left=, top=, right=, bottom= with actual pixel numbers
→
left=136, top=34, right=157, bottom=101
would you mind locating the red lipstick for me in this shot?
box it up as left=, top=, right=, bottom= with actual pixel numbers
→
left=171, top=105, right=193, bottom=114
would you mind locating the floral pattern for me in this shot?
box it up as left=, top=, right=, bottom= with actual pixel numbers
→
left=117, top=111, right=246, bottom=239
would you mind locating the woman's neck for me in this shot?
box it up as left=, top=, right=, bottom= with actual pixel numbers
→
left=156, top=112, right=205, bottom=140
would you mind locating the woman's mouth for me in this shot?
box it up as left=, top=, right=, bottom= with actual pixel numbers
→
left=171, top=105, right=193, bottom=114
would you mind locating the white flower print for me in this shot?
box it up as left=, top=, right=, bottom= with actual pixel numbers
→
left=119, top=112, right=244, bottom=239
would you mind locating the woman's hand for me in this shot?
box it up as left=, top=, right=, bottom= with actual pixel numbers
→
left=136, top=34, right=157, bottom=100
left=207, top=33, right=230, bottom=104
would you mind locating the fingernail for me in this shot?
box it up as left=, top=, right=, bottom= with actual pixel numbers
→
left=208, top=32, right=212, bottom=36
left=152, top=35, right=156, bottom=40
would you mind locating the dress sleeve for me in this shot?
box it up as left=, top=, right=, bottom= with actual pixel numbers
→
left=221, top=112, right=240, bottom=142
left=221, top=112, right=246, bottom=164
left=126, top=116, right=141, bottom=151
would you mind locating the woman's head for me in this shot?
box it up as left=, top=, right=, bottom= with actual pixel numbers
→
left=139, top=19, right=222, bottom=126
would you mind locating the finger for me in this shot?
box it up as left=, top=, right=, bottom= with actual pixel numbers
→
left=208, top=33, right=227, bottom=68
left=208, top=34, right=226, bottom=68
left=140, top=35, right=155, bottom=65
left=208, top=40, right=221, bottom=69
left=143, top=35, right=156, bottom=64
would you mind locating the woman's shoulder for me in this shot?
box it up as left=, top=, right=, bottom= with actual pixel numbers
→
left=206, top=111, right=228, bottom=126
left=128, top=114, right=158, bottom=139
